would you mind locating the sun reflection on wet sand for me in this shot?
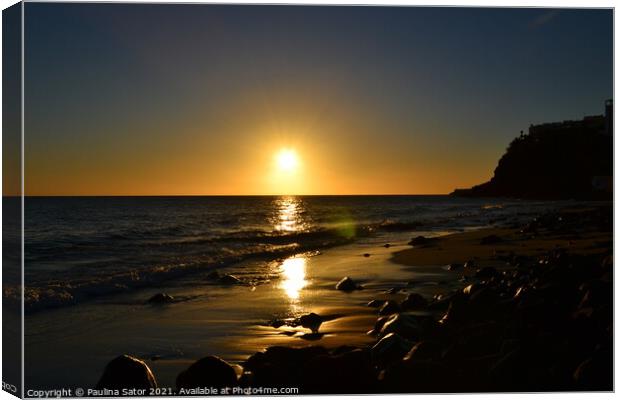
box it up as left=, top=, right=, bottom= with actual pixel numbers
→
left=279, top=257, right=308, bottom=300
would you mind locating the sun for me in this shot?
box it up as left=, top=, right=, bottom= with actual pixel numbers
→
left=275, top=148, right=299, bottom=172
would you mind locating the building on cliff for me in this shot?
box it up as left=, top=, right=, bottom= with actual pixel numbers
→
left=451, top=100, right=613, bottom=199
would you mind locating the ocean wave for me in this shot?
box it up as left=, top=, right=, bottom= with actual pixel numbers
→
left=16, top=224, right=377, bottom=313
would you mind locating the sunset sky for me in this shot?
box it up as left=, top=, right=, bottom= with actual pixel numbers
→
left=23, top=4, right=612, bottom=196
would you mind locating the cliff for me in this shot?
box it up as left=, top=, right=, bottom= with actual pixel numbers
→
left=452, top=102, right=613, bottom=200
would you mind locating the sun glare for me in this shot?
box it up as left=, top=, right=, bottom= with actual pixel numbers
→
left=279, top=256, right=308, bottom=300
left=275, top=149, right=299, bottom=172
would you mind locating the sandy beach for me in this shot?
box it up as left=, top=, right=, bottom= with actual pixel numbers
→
left=24, top=203, right=612, bottom=393
left=25, top=230, right=426, bottom=388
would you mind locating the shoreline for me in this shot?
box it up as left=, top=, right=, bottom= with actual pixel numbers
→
left=25, top=204, right=612, bottom=392
left=391, top=222, right=612, bottom=269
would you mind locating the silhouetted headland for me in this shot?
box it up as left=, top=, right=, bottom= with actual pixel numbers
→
left=452, top=100, right=613, bottom=200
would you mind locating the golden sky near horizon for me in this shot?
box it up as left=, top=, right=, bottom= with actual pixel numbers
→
left=16, top=5, right=611, bottom=196
left=22, top=94, right=501, bottom=196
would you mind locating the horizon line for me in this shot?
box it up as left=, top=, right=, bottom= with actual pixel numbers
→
left=6, top=193, right=453, bottom=197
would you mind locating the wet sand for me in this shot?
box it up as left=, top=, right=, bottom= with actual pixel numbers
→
left=26, top=232, right=457, bottom=389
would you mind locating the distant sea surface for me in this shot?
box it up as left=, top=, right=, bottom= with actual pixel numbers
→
left=22, top=195, right=565, bottom=311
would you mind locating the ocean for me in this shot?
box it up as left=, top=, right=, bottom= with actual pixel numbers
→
left=21, top=195, right=564, bottom=312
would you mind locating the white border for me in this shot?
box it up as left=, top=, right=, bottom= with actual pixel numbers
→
left=0, top=2, right=615, bottom=400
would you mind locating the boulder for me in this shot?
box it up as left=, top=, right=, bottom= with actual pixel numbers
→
left=401, top=293, right=427, bottom=310
left=367, top=316, right=389, bottom=336
left=367, top=299, right=384, bottom=308
left=480, top=234, right=503, bottom=245
left=462, top=283, right=483, bottom=296
left=96, top=355, right=157, bottom=390
left=379, top=313, right=423, bottom=340
left=475, top=267, right=499, bottom=280
left=573, top=353, right=613, bottom=391
left=243, top=346, right=328, bottom=386
left=380, top=360, right=450, bottom=392
left=464, top=260, right=477, bottom=269
left=403, top=341, right=444, bottom=362
left=219, top=274, right=242, bottom=285
left=371, top=333, right=413, bottom=366
left=439, top=293, right=469, bottom=325
left=147, top=293, right=174, bottom=304
left=408, top=236, right=430, bottom=246
left=378, top=300, right=401, bottom=316
left=335, top=277, right=362, bottom=291
left=296, top=312, right=323, bottom=333
left=176, top=356, right=237, bottom=389
left=300, top=349, right=377, bottom=393
left=206, top=270, right=220, bottom=280
left=268, top=319, right=286, bottom=328
left=447, top=263, right=463, bottom=271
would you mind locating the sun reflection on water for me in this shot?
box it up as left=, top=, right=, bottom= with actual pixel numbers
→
left=279, top=257, right=308, bottom=300
left=271, top=196, right=308, bottom=233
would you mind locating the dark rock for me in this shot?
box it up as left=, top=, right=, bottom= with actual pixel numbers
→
left=299, top=332, right=324, bottom=341
left=462, top=283, right=483, bottom=296
left=401, top=293, right=427, bottom=310
left=269, top=319, right=286, bottom=329
left=447, top=263, right=463, bottom=271
left=468, top=286, right=501, bottom=316
left=296, top=312, right=323, bottom=333
left=573, top=351, right=613, bottom=391
left=300, top=349, right=377, bottom=393
left=96, top=355, right=157, bottom=390
left=367, top=316, right=389, bottom=336
left=378, top=300, right=401, bottom=316
left=176, top=356, right=237, bottom=389
left=488, top=345, right=564, bottom=391
left=371, top=333, right=413, bottom=367
left=363, top=253, right=371, bottom=257
left=380, top=360, right=451, bottom=392
left=464, top=260, right=477, bottom=269
left=147, top=293, right=174, bottom=304
left=443, top=322, right=504, bottom=362
left=475, top=266, right=499, bottom=280
left=578, top=279, right=612, bottom=309
left=335, top=276, right=362, bottom=291
left=367, top=299, right=384, bottom=308
left=243, top=346, right=328, bottom=386
left=379, top=313, right=423, bottom=340
left=383, top=243, right=391, bottom=248
left=403, top=341, right=444, bottom=362
left=438, top=293, right=469, bottom=325
left=206, top=270, right=220, bottom=280
left=408, top=236, right=430, bottom=246
left=219, top=274, right=242, bottom=285
left=480, top=234, right=503, bottom=245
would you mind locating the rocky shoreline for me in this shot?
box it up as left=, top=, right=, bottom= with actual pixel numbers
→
left=94, top=206, right=612, bottom=394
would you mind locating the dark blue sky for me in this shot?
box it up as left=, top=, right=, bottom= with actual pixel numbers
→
left=24, top=4, right=613, bottom=195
